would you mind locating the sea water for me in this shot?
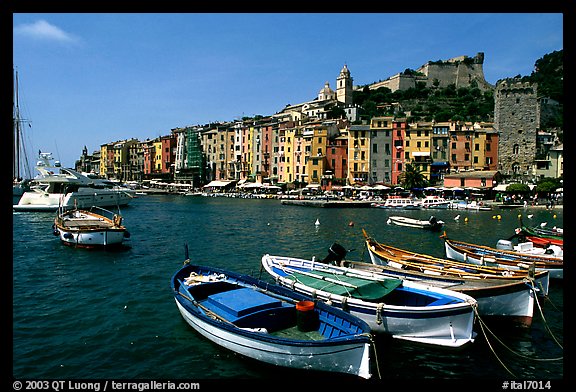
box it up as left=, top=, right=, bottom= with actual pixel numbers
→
left=12, top=195, right=564, bottom=383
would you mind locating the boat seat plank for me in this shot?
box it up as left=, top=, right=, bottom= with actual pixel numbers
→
left=204, top=287, right=283, bottom=320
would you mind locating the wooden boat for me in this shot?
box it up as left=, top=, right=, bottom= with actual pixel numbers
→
left=495, top=239, right=563, bottom=259
left=387, top=215, right=444, bottom=231
left=361, top=230, right=549, bottom=327
left=442, top=234, right=563, bottom=280
left=261, top=249, right=477, bottom=349
left=52, top=206, right=130, bottom=248
left=171, top=261, right=373, bottom=379
left=519, top=223, right=563, bottom=238
left=515, top=225, right=563, bottom=248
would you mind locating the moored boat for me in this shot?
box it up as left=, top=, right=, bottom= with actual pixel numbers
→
left=496, top=239, right=563, bottom=259
left=373, top=196, right=421, bottom=209
left=261, top=248, right=477, bottom=349
left=387, top=215, right=444, bottom=231
left=419, top=195, right=452, bottom=209
left=362, top=230, right=549, bottom=327
left=442, top=234, right=563, bottom=280
left=14, top=152, right=135, bottom=212
left=515, top=224, right=563, bottom=248
left=171, top=261, right=374, bottom=379
left=52, top=206, right=130, bottom=248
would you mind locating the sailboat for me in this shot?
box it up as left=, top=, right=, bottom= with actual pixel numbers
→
left=13, top=68, right=32, bottom=197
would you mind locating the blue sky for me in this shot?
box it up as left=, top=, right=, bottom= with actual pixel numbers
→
left=12, top=13, right=563, bottom=171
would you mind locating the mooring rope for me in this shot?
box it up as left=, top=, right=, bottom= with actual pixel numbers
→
left=532, top=287, right=563, bottom=350
left=368, top=334, right=382, bottom=379
left=473, top=306, right=517, bottom=378
left=473, top=283, right=563, bottom=378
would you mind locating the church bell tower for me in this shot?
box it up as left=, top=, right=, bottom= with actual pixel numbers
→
left=336, top=64, right=353, bottom=105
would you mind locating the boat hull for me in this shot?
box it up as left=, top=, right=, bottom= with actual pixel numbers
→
left=262, top=255, right=476, bottom=348
left=54, top=227, right=126, bottom=248
left=14, top=189, right=133, bottom=212
left=174, top=300, right=371, bottom=378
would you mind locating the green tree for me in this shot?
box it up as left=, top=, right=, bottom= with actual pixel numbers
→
left=398, top=162, right=429, bottom=190
left=506, top=183, right=530, bottom=193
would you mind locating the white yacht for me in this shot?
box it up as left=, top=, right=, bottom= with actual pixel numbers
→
left=13, top=152, right=135, bottom=212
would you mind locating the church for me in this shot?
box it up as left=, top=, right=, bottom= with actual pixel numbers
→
left=274, top=64, right=361, bottom=123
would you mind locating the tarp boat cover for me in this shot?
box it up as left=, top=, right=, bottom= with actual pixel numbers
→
left=284, top=270, right=403, bottom=300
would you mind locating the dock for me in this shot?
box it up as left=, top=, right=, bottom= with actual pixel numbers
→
left=280, top=199, right=374, bottom=208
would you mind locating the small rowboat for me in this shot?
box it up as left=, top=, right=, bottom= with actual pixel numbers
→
left=442, top=234, right=563, bottom=280
left=52, top=206, right=130, bottom=248
left=171, top=261, right=373, bottom=379
left=515, top=225, right=563, bottom=248
left=387, top=215, right=444, bottom=231
left=262, top=247, right=477, bottom=349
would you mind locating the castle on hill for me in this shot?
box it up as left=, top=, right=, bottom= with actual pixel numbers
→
left=364, top=52, right=493, bottom=92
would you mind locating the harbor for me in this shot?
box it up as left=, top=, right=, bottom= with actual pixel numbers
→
left=12, top=194, right=563, bottom=382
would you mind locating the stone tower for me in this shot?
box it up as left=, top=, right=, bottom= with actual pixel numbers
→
left=493, top=79, right=538, bottom=177
left=336, top=64, right=353, bottom=105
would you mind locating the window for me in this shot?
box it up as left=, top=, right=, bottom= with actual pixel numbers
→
left=475, top=143, right=480, bottom=151
left=373, top=144, right=378, bottom=153
left=513, top=144, right=520, bottom=154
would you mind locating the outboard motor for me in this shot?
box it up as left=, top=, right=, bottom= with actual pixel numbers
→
left=320, top=242, right=348, bottom=265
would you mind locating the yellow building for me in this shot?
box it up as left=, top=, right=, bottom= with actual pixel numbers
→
left=405, top=122, right=433, bottom=180
left=348, top=124, right=370, bottom=184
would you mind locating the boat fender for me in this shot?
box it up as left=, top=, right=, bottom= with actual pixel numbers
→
left=124, top=231, right=131, bottom=238
left=341, top=296, right=349, bottom=312
left=53, top=230, right=59, bottom=236
left=63, top=233, right=73, bottom=239
left=375, top=303, right=384, bottom=325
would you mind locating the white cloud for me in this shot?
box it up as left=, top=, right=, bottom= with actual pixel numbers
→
left=14, top=20, right=80, bottom=44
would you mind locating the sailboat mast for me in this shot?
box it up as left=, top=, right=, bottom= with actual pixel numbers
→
left=13, top=69, right=21, bottom=180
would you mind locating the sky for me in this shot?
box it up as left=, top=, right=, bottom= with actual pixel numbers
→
left=11, top=13, right=564, bottom=173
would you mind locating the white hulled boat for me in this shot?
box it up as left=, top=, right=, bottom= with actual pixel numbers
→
left=13, top=152, right=135, bottom=212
